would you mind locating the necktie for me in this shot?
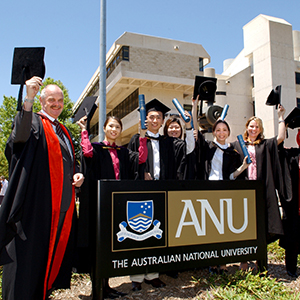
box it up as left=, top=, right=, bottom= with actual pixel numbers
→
left=53, top=119, right=73, bottom=159
left=53, top=119, right=65, bottom=142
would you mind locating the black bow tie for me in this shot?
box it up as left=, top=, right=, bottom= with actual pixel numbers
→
left=146, top=134, right=162, bottom=141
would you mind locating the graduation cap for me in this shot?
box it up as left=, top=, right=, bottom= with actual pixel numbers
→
left=284, top=107, right=300, bottom=129
left=193, top=76, right=217, bottom=102
left=11, top=47, right=46, bottom=111
left=266, top=85, right=281, bottom=109
left=73, top=96, right=98, bottom=134
left=139, top=98, right=170, bottom=116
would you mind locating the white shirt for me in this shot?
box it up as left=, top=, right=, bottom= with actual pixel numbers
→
left=208, top=139, right=235, bottom=180
left=0, top=179, right=8, bottom=196
left=41, top=110, right=73, bottom=157
left=147, top=130, right=160, bottom=180
left=185, top=129, right=195, bottom=155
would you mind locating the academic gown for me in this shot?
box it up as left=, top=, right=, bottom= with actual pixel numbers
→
left=232, top=137, right=285, bottom=241
left=0, top=112, right=76, bottom=300
left=127, top=134, right=186, bottom=180
left=278, top=146, right=300, bottom=251
left=196, top=131, right=243, bottom=180
left=76, top=142, right=139, bottom=273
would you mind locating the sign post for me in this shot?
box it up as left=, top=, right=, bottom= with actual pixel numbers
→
left=93, top=180, right=266, bottom=298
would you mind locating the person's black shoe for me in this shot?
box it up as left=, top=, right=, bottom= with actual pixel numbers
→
left=103, top=292, right=119, bottom=299
left=144, top=278, right=166, bottom=288
left=287, top=270, right=298, bottom=278
left=104, top=287, right=127, bottom=298
left=132, top=281, right=142, bottom=291
left=219, top=268, right=228, bottom=275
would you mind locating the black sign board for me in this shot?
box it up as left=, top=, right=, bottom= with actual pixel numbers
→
left=93, top=180, right=266, bottom=299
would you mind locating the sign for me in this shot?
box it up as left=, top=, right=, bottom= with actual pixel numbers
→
left=95, top=180, right=266, bottom=278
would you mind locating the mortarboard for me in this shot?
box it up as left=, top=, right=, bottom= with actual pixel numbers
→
left=266, top=85, right=281, bottom=109
left=73, top=96, right=98, bottom=134
left=284, top=107, right=300, bottom=129
left=139, top=98, right=170, bottom=116
left=73, top=96, right=98, bottom=122
left=11, top=47, right=46, bottom=111
left=193, top=76, right=217, bottom=102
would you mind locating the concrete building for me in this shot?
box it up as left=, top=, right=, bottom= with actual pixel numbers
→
left=73, top=14, right=300, bottom=147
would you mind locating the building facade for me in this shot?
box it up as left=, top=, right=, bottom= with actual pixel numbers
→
left=74, top=14, right=300, bottom=147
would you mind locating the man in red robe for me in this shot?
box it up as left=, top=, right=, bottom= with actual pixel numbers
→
left=0, top=76, right=84, bottom=300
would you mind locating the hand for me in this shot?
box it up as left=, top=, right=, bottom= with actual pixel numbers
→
left=77, top=116, right=87, bottom=131
left=139, top=119, right=147, bottom=138
left=25, top=76, right=43, bottom=100
left=72, top=173, right=84, bottom=187
left=192, top=95, right=199, bottom=104
left=242, top=156, right=251, bottom=170
left=180, top=110, right=192, bottom=127
left=233, top=156, right=251, bottom=179
left=144, top=172, right=153, bottom=180
left=277, top=104, right=285, bottom=120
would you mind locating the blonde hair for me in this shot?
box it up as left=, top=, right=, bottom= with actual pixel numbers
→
left=243, top=116, right=264, bottom=144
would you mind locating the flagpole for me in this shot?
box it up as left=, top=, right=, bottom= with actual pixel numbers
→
left=94, top=1, right=106, bottom=299
left=98, top=0, right=106, bottom=142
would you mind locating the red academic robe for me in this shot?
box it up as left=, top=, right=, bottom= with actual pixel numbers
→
left=0, top=112, right=76, bottom=300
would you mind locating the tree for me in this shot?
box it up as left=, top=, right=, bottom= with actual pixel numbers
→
left=0, top=78, right=81, bottom=177
left=0, top=96, right=17, bottom=177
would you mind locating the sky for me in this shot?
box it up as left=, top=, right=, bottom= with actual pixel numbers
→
left=1, top=0, right=300, bottom=106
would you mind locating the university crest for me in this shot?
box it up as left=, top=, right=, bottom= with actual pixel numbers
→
left=117, top=200, right=163, bottom=242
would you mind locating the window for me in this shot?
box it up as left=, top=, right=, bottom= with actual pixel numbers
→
left=106, top=46, right=130, bottom=78
left=123, top=46, right=129, bottom=61
left=183, top=104, right=192, bottom=111
left=199, top=58, right=203, bottom=72
left=252, top=99, right=255, bottom=116
left=295, top=72, right=300, bottom=84
left=297, top=98, right=300, bottom=108
left=216, top=91, right=226, bottom=96
left=107, top=89, right=139, bottom=119
left=90, top=123, right=99, bottom=137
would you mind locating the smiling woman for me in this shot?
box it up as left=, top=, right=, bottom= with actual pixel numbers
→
left=231, top=105, right=287, bottom=270
left=103, top=117, right=122, bottom=144
left=76, top=115, right=148, bottom=298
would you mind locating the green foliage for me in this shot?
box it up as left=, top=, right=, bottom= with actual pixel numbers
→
left=0, top=266, right=2, bottom=299
left=0, top=149, right=9, bottom=178
left=0, top=96, right=17, bottom=150
left=195, top=270, right=298, bottom=300
left=0, top=96, right=17, bottom=177
left=267, top=240, right=285, bottom=263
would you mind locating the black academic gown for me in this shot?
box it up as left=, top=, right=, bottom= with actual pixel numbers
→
left=196, top=131, right=243, bottom=180
left=232, top=137, right=284, bottom=241
left=127, top=134, right=186, bottom=180
left=278, top=146, right=300, bottom=251
left=76, top=142, right=139, bottom=273
left=0, top=112, right=77, bottom=300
